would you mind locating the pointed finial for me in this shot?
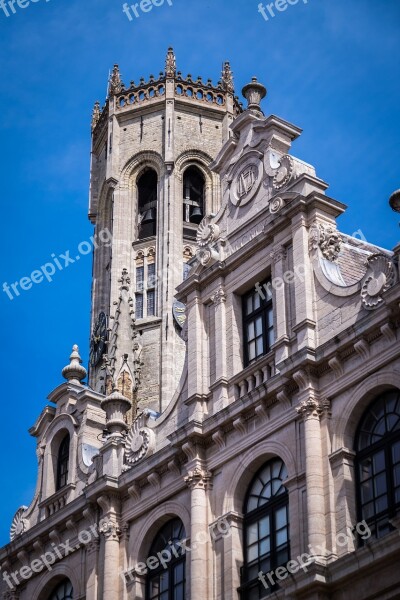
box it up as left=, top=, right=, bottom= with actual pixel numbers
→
left=108, top=64, right=124, bottom=96
left=242, top=76, right=267, bottom=115
left=62, top=345, right=87, bottom=385
left=165, top=47, right=176, bottom=78
left=91, top=101, right=101, bottom=132
left=222, top=61, right=234, bottom=93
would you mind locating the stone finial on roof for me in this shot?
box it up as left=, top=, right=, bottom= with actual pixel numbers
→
left=389, top=189, right=400, bottom=213
left=221, top=61, right=234, bottom=92
left=165, top=47, right=176, bottom=78
left=108, top=64, right=124, bottom=96
left=91, top=101, right=101, bottom=131
left=62, top=345, right=87, bottom=385
left=242, top=76, right=267, bottom=116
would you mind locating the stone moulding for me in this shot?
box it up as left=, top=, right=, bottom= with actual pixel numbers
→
left=124, top=412, right=155, bottom=467
left=9, top=506, right=28, bottom=542
left=309, top=223, right=396, bottom=307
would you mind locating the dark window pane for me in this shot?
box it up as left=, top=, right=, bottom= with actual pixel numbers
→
left=147, top=290, right=156, bottom=316
left=136, top=294, right=143, bottom=319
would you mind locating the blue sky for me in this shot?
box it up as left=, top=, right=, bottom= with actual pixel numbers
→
left=0, top=0, right=399, bottom=545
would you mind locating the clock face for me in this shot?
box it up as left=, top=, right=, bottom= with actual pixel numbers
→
left=90, top=312, right=107, bottom=366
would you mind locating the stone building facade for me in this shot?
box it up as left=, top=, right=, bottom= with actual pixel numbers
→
left=1, top=49, right=400, bottom=600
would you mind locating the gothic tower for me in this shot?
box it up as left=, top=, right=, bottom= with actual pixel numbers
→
left=88, top=49, right=241, bottom=412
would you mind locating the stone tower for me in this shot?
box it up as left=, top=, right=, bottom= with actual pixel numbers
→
left=88, top=49, right=241, bottom=413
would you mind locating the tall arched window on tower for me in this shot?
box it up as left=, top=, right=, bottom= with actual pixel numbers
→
left=355, top=390, right=400, bottom=538
left=146, top=518, right=186, bottom=600
left=138, top=169, right=158, bottom=240
left=48, top=579, right=73, bottom=600
left=183, top=166, right=204, bottom=240
left=56, top=434, right=70, bottom=491
left=240, top=458, right=289, bottom=599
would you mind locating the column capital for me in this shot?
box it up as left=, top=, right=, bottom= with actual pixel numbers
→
left=99, top=518, right=121, bottom=541
left=270, top=245, right=287, bottom=263
left=184, top=467, right=212, bottom=490
left=210, top=287, right=226, bottom=305
left=296, top=396, right=330, bottom=420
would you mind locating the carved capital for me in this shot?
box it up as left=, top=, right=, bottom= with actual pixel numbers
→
left=296, top=396, right=329, bottom=420
left=184, top=467, right=212, bottom=490
left=99, top=519, right=121, bottom=541
left=211, top=287, right=226, bottom=305
left=270, top=245, right=287, bottom=263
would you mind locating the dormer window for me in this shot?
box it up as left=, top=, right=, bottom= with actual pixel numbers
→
left=56, top=434, right=70, bottom=491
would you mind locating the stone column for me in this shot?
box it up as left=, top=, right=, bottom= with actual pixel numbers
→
left=270, top=245, right=289, bottom=362
left=296, top=397, right=327, bottom=558
left=329, top=447, right=357, bottom=556
left=210, top=285, right=228, bottom=411
left=85, top=539, right=100, bottom=600
left=291, top=214, right=316, bottom=350
left=211, top=512, right=242, bottom=600
left=98, top=494, right=121, bottom=600
left=184, top=467, right=212, bottom=600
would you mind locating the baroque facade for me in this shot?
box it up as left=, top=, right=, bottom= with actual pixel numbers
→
left=1, top=49, right=400, bottom=600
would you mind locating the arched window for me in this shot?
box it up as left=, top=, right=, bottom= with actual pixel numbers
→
left=56, top=434, right=70, bottom=491
left=138, top=169, right=158, bottom=239
left=48, top=579, right=73, bottom=600
left=183, top=167, right=204, bottom=239
left=240, top=458, right=289, bottom=599
left=355, top=390, right=400, bottom=538
left=146, top=518, right=186, bottom=600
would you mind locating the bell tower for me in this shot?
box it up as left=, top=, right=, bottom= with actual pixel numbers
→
left=88, top=48, right=241, bottom=412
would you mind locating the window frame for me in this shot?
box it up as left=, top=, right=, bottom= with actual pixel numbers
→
left=355, top=390, right=400, bottom=539
left=239, top=458, right=290, bottom=599
left=56, top=434, right=70, bottom=491
left=146, top=518, right=186, bottom=600
left=242, top=280, right=274, bottom=368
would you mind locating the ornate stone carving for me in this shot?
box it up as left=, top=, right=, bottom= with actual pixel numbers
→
left=230, top=157, right=263, bottom=206
left=100, top=520, right=121, bottom=541
left=272, top=155, right=294, bottom=190
left=91, top=101, right=101, bottom=131
left=165, top=47, right=176, bottom=78
left=196, top=217, right=220, bottom=248
left=319, top=225, right=343, bottom=262
left=296, top=396, right=330, bottom=419
left=221, top=61, right=234, bottom=93
left=108, top=64, right=123, bottom=96
left=211, top=287, right=226, bottom=305
left=184, top=467, right=212, bottom=490
left=361, top=254, right=395, bottom=309
left=269, top=195, right=285, bottom=214
left=270, top=246, right=287, bottom=263
left=10, top=507, right=28, bottom=541
left=124, top=414, right=155, bottom=465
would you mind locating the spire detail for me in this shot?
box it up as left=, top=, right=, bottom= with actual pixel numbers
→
left=91, top=101, right=101, bottom=131
left=222, top=61, right=234, bottom=93
left=108, top=64, right=124, bottom=96
left=165, top=47, right=176, bottom=78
